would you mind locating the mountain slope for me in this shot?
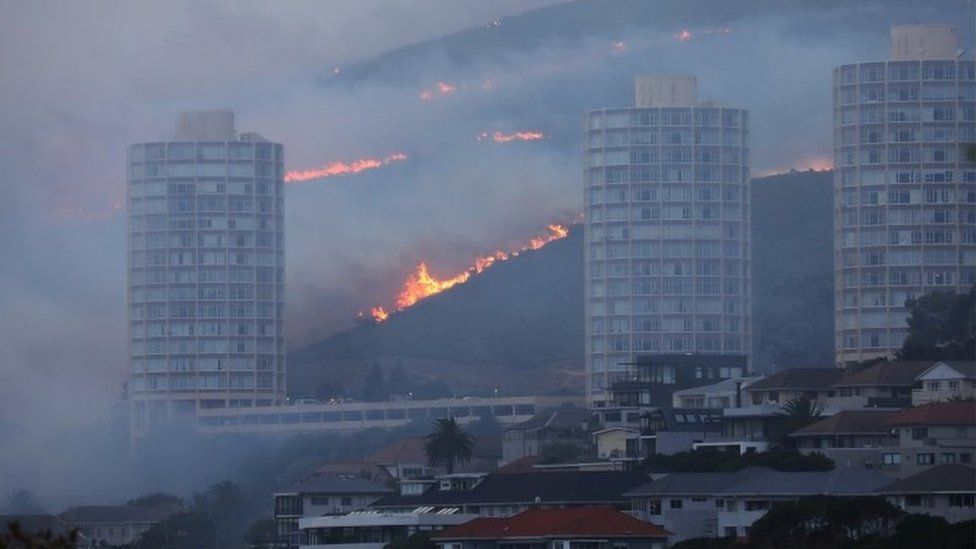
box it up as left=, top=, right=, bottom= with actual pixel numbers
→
left=288, top=171, right=835, bottom=398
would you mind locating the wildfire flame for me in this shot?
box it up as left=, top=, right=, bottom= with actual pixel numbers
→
left=476, top=130, right=546, bottom=143
left=419, top=81, right=457, bottom=101
left=369, top=224, right=570, bottom=321
left=284, top=153, right=407, bottom=183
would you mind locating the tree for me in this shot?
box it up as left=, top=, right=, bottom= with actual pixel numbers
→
left=772, top=395, right=824, bottom=446
left=131, top=510, right=217, bottom=549
left=747, top=496, right=902, bottom=548
left=244, top=518, right=277, bottom=549
left=424, top=417, right=474, bottom=474
left=208, top=480, right=246, bottom=549
left=2, top=520, right=79, bottom=548
left=641, top=447, right=833, bottom=473
left=899, top=287, right=976, bottom=361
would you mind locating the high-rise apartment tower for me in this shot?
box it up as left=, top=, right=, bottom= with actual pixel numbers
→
left=584, top=77, right=752, bottom=405
left=127, top=111, right=286, bottom=434
left=833, top=25, right=976, bottom=365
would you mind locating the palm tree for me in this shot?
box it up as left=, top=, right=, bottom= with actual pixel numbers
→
left=773, top=395, right=824, bottom=447
left=424, top=417, right=474, bottom=474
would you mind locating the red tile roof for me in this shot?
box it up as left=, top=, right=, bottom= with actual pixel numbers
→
left=432, top=507, right=670, bottom=540
left=886, top=401, right=976, bottom=427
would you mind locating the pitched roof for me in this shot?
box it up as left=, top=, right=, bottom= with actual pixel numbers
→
left=507, top=404, right=590, bottom=432
left=746, top=368, right=845, bottom=391
left=877, top=464, right=976, bottom=494
left=918, top=361, right=976, bottom=380
left=372, top=471, right=648, bottom=508
left=672, top=376, right=764, bottom=397
left=886, top=401, right=976, bottom=427
left=59, top=503, right=180, bottom=524
left=831, top=361, right=933, bottom=387
left=497, top=455, right=542, bottom=474
left=789, top=410, right=897, bottom=437
left=367, top=436, right=429, bottom=464
left=278, top=473, right=393, bottom=496
left=625, top=467, right=891, bottom=497
left=431, top=507, right=669, bottom=540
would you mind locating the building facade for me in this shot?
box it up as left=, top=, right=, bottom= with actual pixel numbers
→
left=833, top=25, right=976, bottom=365
left=127, top=111, right=286, bottom=435
left=584, top=76, right=752, bottom=405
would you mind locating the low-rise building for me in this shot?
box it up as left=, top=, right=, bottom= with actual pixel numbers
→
left=431, top=507, right=670, bottom=549
left=59, top=502, right=179, bottom=547
left=744, top=368, right=845, bottom=407
left=502, top=404, right=592, bottom=465
left=298, top=508, right=476, bottom=549
left=672, top=377, right=762, bottom=409
left=912, top=361, right=976, bottom=405
left=274, top=474, right=393, bottom=548
left=370, top=470, right=648, bottom=517
left=886, top=401, right=976, bottom=477
left=625, top=466, right=892, bottom=541
left=789, top=410, right=899, bottom=472
left=825, top=361, right=932, bottom=409
left=877, top=464, right=976, bottom=523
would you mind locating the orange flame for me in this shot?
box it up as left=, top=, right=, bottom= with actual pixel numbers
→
left=419, top=81, right=457, bottom=101
left=477, top=130, right=546, bottom=143
left=370, top=224, right=571, bottom=322
left=285, top=153, right=407, bottom=183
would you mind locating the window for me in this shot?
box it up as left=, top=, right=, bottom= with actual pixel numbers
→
left=341, top=497, right=353, bottom=506
left=647, top=499, right=661, bottom=515
left=949, top=495, right=975, bottom=508
left=911, top=427, right=928, bottom=440
left=724, top=527, right=737, bottom=537
left=917, top=453, right=935, bottom=465
left=670, top=499, right=683, bottom=509
left=310, top=496, right=329, bottom=506
left=942, top=453, right=957, bottom=464
left=906, top=495, right=922, bottom=507
left=883, top=453, right=902, bottom=465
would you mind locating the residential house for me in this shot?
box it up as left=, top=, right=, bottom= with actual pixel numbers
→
left=638, top=408, right=724, bottom=456
left=298, top=508, right=476, bottom=549
left=788, top=410, right=899, bottom=472
left=825, top=361, right=933, bottom=409
left=744, top=368, right=845, bottom=407
left=369, top=470, right=649, bottom=517
left=877, top=464, right=976, bottom=523
left=625, top=466, right=892, bottom=541
left=274, top=474, right=393, bottom=548
left=431, top=507, right=669, bottom=549
left=672, top=377, right=762, bottom=409
left=60, top=502, right=180, bottom=547
left=886, top=401, right=976, bottom=477
left=502, top=404, right=592, bottom=465
left=913, top=362, right=976, bottom=405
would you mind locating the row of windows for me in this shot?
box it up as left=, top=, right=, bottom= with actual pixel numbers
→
left=587, top=128, right=744, bottom=147
left=130, top=372, right=276, bottom=390
left=840, top=168, right=976, bottom=185
left=131, top=161, right=281, bottom=179
left=129, top=196, right=279, bottom=214
left=589, top=240, right=745, bottom=259
left=588, top=108, right=747, bottom=130
left=840, top=146, right=967, bottom=165
left=590, top=334, right=744, bottom=354
left=132, top=356, right=278, bottom=373
left=839, top=208, right=976, bottom=226
left=840, top=187, right=976, bottom=206
left=131, top=231, right=280, bottom=249
left=589, top=205, right=745, bottom=222
left=591, top=278, right=744, bottom=297
left=589, top=297, right=746, bottom=315
left=841, top=128, right=976, bottom=146
left=841, top=228, right=976, bottom=247
left=130, top=302, right=280, bottom=320
left=836, top=82, right=975, bottom=104
left=132, top=285, right=280, bottom=302
left=131, top=180, right=279, bottom=197
left=131, top=142, right=281, bottom=162
left=589, top=259, right=742, bottom=278
left=840, top=268, right=973, bottom=287
left=839, top=105, right=975, bottom=124
left=839, top=286, right=960, bottom=308
left=131, top=250, right=281, bottom=267
left=130, top=267, right=280, bottom=284
left=590, top=315, right=742, bottom=334
left=589, top=185, right=743, bottom=203
left=587, top=166, right=749, bottom=184
left=836, top=61, right=976, bottom=84
left=129, top=214, right=280, bottom=231
left=131, top=338, right=280, bottom=354
left=589, top=148, right=745, bottom=167
left=589, top=223, right=742, bottom=240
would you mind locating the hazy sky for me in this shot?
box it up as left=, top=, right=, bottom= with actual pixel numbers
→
left=0, top=0, right=969, bottom=462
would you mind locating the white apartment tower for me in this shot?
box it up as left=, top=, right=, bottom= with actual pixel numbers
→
left=127, top=111, right=286, bottom=434
left=833, top=25, right=976, bottom=365
left=584, top=77, right=752, bottom=405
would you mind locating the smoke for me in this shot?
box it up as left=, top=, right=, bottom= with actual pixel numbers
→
left=0, top=0, right=971, bottom=509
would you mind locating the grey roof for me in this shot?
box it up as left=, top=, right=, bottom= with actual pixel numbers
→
left=746, top=368, right=845, bottom=392
left=625, top=466, right=891, bottom=498
left=930, top=361, right=976, bottom=379
left=672, top=376, right=763, bottom=397
left=831, top=361, right=934, bottom=388
left=877, top=464, right=976, bottom=495
left=277, top=473, right=393, bottom=496
left=507, top=404, right=591, bottom=432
